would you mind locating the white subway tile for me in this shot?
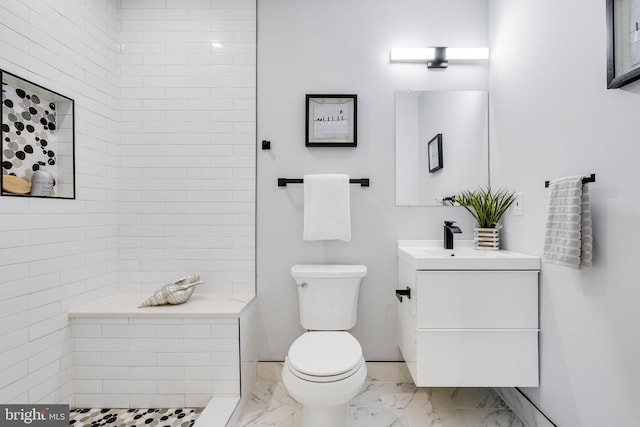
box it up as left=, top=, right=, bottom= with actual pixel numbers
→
left=166, top=20, right=211, bottom=32
left=0, top=303, right=60, bottom=336
left=184, top=338, right=238, bottom=352
left=72, top=318, right=128, bottom=325
left=142, top=98, right=188, bottom=110
left=130, top=394, right=184, bottom=408
left=211, top=352, right=239, bottom=367
left=74, top=338, right=130, bottom=353
left=130, top=338, right=184, bottom=353
left=167, top=0, right=210, bottom=8
left=0, top=296, right=29, bottom=319
left=157, top=324, right=211, bottom=338
left=0, top=230, right=30, bottom=249
left=72, top=352, right=103, bottom=366
left=157, top=352, right=211, bottom=366
left=103, top=380, right=157, bottom=394
left=131, top=366, right=184, bottom=380
left=29, top=368, right=67, bottom=403
left=143, top=9, right=189, bottom=20
left=0, top=361, right=28, bottom=388
left=75, top=365, right=129, bottom=380
left=71, top=324, right=102, bottom=338
left=157, top=380, right=211, bottom=394
left=101, top=324, right=157, bottom=338
left=102, top=352, right=157, bottom=367
left=129, top=317, right=183, bottom=325
left=76, top=393, right=130, bottom=408
left=120, top=0, right=167, bottom=9
left=211, top=324, right=239, bottom=338
left=72, top=380, right=103, bottom=394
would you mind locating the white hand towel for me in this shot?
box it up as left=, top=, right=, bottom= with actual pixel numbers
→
left=580, top=184, right=593, bottom=268
left=543, top=175, right=592, bottom=269
left=303, top=174, right=351, bottom=241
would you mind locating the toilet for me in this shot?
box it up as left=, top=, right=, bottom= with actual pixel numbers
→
left=282, top=264, right=367, bottom=427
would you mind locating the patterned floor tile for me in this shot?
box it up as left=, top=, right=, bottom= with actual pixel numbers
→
left=69, top=407, right=202, bottom=427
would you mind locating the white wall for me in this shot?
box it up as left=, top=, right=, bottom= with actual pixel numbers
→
left=489, top=1, right=640, bottom=426
left=117, top=0, right=256, bottom=295
left=257, top=0, right=489, bottom=360
left=0, top=0, right=120, bottom=404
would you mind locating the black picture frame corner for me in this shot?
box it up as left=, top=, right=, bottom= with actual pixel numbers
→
left=305, top=94, right=357, bottom=147
left=427, top=133, right=443, bottom=173
left=606, top=0, right=640, bottom=88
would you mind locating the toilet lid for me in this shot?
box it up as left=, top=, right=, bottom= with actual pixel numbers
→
left=288, top=331, right=363, bottom=377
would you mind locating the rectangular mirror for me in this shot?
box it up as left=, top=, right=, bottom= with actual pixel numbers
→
left=395, top=90, right=489, bottom=206
left=2, top=69, right=75, bottom=199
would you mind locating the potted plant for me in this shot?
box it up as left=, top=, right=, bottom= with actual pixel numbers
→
left=445, top=187, right=516, bottom=250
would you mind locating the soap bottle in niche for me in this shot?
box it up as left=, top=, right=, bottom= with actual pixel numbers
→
left=30, top=170, right=55, bottom=196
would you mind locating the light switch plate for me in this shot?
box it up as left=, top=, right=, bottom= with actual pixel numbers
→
left=512, top=192, right=523, bottom=215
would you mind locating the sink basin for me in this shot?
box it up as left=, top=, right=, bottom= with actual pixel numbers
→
left=398, top=240, right=540, bottom=270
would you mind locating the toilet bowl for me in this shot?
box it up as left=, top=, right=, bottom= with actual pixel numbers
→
left=282, top=331, right=367, bottom=427
left=283, top=265, right=367, bottom=427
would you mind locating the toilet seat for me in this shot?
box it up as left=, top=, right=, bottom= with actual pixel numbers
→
left=287, top=331, right=363, bottom=383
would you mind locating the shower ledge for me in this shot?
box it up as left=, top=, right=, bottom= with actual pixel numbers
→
left=68, top=293, right=255, bottom=318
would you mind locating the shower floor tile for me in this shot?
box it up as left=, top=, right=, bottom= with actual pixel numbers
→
left=69, top=407, right=202, bottom=427
left=239, top=381, right=525, bottom=427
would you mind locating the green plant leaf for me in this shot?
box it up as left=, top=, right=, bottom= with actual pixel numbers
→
left=447, top=187, right=516, bottom=228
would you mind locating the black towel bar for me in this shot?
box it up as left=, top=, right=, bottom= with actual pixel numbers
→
left=278, top=178, right=370, bottom=187
left=545, top=173, right=595, bottom=188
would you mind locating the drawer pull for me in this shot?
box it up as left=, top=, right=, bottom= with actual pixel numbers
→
left=395, top=287, right=411, bottom=302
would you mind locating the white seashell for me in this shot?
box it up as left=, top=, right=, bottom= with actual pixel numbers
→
left=138, top=274, right=204, bottom=308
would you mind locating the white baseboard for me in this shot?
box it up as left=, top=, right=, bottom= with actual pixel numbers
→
left=494, top=388, right=556, bottom=427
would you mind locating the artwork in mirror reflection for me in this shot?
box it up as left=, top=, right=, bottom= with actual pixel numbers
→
left=395, top=90, right=489, bottom=206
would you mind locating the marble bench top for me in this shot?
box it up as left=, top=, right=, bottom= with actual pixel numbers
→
left=68, top=293, right=255, bottom=319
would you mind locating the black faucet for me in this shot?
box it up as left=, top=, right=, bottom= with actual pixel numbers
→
left=443, top=221, right=462, bottom=249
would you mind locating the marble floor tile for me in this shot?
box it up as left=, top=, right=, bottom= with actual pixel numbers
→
left=239, top=381, right=524, bottom=427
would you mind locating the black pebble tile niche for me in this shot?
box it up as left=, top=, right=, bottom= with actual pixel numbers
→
left=1, top=69, right=75, bottom=199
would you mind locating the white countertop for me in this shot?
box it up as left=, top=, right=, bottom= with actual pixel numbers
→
left=398, top=240, right=540, bottom=270
left=68, top=293, right=255, bottom=319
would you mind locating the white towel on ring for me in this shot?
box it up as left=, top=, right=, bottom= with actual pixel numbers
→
left=542, top=175, right=592, bottom=269
left=303, top=174, right=351, bottom=241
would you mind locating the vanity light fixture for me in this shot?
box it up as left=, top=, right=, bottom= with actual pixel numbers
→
left=390, top=47, right=489, bottom=68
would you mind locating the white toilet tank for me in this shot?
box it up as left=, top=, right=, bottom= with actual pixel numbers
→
left=291, top=264, right=367, bottom=331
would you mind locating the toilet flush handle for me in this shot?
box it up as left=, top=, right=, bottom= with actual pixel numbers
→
left=297, top=282, right=308, bottom=289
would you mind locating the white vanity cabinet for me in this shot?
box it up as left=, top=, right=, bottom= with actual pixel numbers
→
left=396, top=244, right=540, bottom=387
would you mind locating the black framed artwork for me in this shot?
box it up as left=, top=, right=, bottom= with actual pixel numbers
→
left=305, top=94, right=357, bottom=147
left=607, top=0, right=640, bottom=88
left=427, top=133, right=443, bottom=173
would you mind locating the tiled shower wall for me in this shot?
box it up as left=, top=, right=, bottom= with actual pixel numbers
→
left=0, top=0, right=120, bottom=404
left=71, top=316, right=240, bottom=408
left=1, top=0, right=257, bottom=406
left=117, top=0, right=256, bottom=295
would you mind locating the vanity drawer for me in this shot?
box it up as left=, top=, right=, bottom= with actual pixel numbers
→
left=416, top=270, right=538, bottom=329
left=414, top=329, right=539, bottom=387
